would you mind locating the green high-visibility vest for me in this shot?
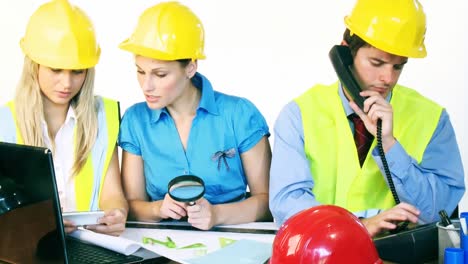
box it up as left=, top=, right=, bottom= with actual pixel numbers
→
left=295, top=82, right=442, bottom=212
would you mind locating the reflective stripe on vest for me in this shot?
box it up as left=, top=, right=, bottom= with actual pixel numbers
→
left=1, top=97, right=119, bottom=211
left=295, top=82, right=442, bottom=212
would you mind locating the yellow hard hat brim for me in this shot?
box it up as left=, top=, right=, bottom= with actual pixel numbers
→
left=119, top=39, right=206, bottom=61
left=20, top=38, right=101, bottom=69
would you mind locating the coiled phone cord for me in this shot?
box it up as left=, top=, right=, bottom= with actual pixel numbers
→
left=376, top=119, right=409, bottom=232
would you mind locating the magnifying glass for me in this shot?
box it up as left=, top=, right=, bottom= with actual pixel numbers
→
left=168, top=175, right=205, bottom=206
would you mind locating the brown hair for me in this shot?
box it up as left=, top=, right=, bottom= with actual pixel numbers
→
left=343, top=28, right=369, bottom=58
left=176, top=59, right=192, bottom=68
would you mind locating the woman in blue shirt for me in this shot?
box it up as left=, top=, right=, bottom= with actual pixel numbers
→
left=118, top=2, right=272, bottom=230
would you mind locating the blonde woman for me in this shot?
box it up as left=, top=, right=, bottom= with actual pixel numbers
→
left=0, top=0, right=127, bottom=236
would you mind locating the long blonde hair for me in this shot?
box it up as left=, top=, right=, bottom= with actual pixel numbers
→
left=14, top=56, right=99, bottom=177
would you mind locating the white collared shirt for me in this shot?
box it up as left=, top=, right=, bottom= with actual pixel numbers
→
left=42, top=106, right=77, bottom=212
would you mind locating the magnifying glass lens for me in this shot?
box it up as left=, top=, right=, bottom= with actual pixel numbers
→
left=169, top=182, right=203, bottom=199
left=168, top=175, right=205, bottom=205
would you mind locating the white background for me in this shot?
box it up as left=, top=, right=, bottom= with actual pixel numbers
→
left=1, top=1, right=467, bottom=212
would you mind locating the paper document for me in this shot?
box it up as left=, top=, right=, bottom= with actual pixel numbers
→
left=187, top=239, right=272, bottom=264
left=121, top=227, right=274, bottom=264
left=69, top=228, right=142, bottom=255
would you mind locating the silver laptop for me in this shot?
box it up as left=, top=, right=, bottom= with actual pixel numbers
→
left=0, top=142, right=156, bottom=264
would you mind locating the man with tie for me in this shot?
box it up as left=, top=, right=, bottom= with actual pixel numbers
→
left=269, top=0, right=465, bottom=237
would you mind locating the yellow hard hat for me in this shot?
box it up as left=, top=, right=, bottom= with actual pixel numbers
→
left=119, top=1, right=205, bottom=60
left=20, top=0, right=100, bottom=69
left=345, top=0, right=427, bottom=58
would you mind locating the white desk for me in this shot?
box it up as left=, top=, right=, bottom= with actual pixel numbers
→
left=121, top=221, right=278, bottom=264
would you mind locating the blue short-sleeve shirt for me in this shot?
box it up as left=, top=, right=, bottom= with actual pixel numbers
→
left=119, top=72, right=270, bottom=204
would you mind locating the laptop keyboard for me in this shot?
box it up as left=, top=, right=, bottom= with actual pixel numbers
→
left=66, top=237, right=143, bottom=264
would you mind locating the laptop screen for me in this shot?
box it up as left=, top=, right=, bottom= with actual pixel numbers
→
left=0, top=142, right=66, bottom=263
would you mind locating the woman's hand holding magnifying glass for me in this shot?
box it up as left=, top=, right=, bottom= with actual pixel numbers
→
left=187, top=197, right=217, bottom=230
left=158, top=193, right=187, bottom=220
left=166, top=174, right=211, bottom=226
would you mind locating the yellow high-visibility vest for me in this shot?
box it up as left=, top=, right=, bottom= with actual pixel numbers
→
left=0, top=97, right=119, bottom=211
left=295, top=82, right=442, bottom=212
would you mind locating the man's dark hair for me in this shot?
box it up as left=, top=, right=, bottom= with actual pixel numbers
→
left=343, top=28, right=369, bottom=58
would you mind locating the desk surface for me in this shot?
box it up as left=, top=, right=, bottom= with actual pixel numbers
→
left=124, top=221, right=441, bottom=264
left=1, top=213, right=440, bottom=264
left=122, top=221, right=276, bottom=264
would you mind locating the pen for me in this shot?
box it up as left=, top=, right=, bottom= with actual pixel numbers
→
left=439, top=210, right=452, bottom=227
left=439, top=210, right=460, bottom=247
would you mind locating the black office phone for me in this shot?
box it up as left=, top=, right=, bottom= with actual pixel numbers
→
left=329, top=45, right=365, bottom=109
left=329, top=44, right=410, bottom=233
left=373, top=222, right=438, bottom=263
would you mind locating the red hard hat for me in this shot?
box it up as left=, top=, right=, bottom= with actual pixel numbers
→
left=270, top=205, right=383, bottom=264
